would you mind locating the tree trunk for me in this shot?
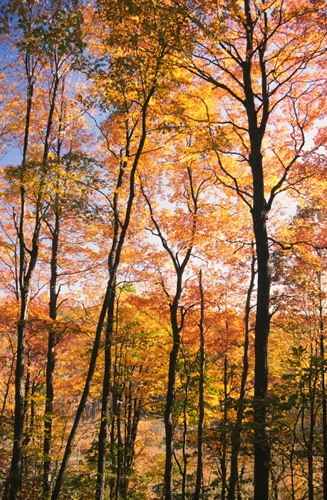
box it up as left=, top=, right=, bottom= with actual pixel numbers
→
left=43, top=207, right=60, bottom=498
left=120, top=387, right=140, bottom=498
left=164, top=320, right=180, bottom=500
left=96, top=286, right=115, bottom=500
left=8, top=314, right=28, bottom=500
left=163, top=276, right=189, bottom=499
left=175, top=353, right=190, bottom=500
left=318, top=270, right=327, bottom=499
left=244, top=25, right=271, bottom=493
left=194, top=270, right=205, bottom=500
left=228, top=252, right=255, bottom=500
left=142, top=169, right=196, bottom=500
left=5, top=57, right=36, bottom=500
left=307, top=357, right=317, bottom=500
left=50, top=281, right=114, bottom=500
left=220, top=354, right=228, bottom=500
left=252, top=188, right=270, bottom=500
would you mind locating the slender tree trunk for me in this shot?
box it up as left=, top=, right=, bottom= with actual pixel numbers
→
left=164, top=314, right=180, bottom=500
left=307, top=362, right=317, bottom=500
left=194, top=270, right=205, bottom=500
left=51, top=281, right=114, bottom=500
left=289, top=423, right=296, bottom=500
left=120, top=387, right=140, bottom=498
left=318, top=270, right=327, bottom=499
left=175, top=353, right=190, bottom=500
left=109, top=388, right=116, bottom=500
left=5, top=55, right=36, bottom=500
left=24, top=349, right=31, bottom=443
left=228, top=252, right=255, bottom=500
left=162, top=296, right=191, bottom=500
left=321, top=346, right=327, bottom=500
left=8, top=316, right=27, bottom=499
left=43, top=209, right=60, bottom=498
left=96, top=286, right=115, bottom=500
left=308, top=452, right=314, bottom=500
left=300, top=342, right=318, bottom=500
left=116, top=401, right=122, bottom=500
left=307, top=400, right=315, bottom=500
left=42, top=75, right=65, bottom=498
left=220, top=352, right=228, bottom=500
left=8, top=224, right=40, bottom=500
left=30, top=380, right=36, bottom=443
left=163, top=279, right=189, bottom=500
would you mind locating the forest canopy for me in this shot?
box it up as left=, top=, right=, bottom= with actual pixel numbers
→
left=1, top=1, right=327, bottom=499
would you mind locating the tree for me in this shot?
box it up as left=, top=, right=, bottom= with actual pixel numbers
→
left=172, top=1, right=327, bottom=497
left=194, top=270, right=205, bottom=500
left=140, top=149, right=216, bottom=498
left=50, top=0, right=183, bottom=496
left=0, top=2, right=85, bottom=497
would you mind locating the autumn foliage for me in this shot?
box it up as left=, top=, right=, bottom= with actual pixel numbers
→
left=1, top=1, right=327, bottom=499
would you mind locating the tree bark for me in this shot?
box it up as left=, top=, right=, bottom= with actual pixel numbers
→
left=228, top=252, right=255, bottom=500
left=243, top=3, right=271, bottom=494
left=5, top=54, right=36, bottom=500
left=318, top=270, right=327, bottom=499
left=43, top=209, right=60, bottom=498
left=194, top=270, right=205, bottom=500
left=96, top=286, right=115, bottom=500
left=251, top=160, right=271, bottom=500
left=164, top=295, right=181, bottom=500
